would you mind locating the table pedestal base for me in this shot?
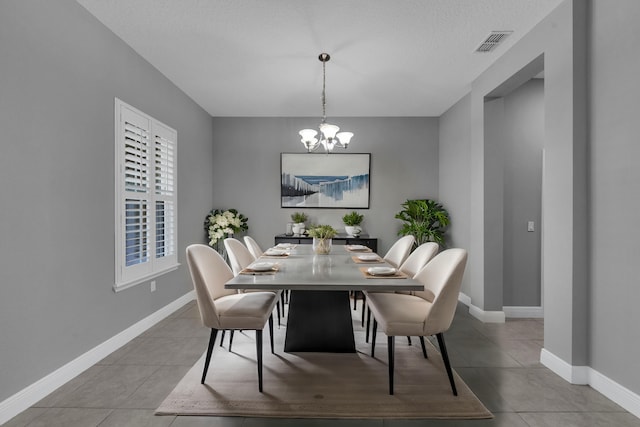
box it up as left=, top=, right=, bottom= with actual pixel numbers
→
left=284, top=290, right=355, bottom=353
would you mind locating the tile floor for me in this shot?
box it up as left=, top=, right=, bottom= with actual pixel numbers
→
left=5, top=300, right=640, bottom=427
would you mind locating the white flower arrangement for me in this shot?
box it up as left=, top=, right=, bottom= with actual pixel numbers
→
left=204, top=209, right=248, bottom=247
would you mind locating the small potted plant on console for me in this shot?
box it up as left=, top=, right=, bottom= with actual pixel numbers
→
left=342, top=211, right=364, bottom=236
left=290, top=212, right=308, bottom=235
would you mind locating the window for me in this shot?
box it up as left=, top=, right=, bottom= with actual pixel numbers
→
left=114, top=99, right=178, bottom=291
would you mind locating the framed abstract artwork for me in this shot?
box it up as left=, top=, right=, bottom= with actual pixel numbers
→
left=280, top=153, right=371, bottom=209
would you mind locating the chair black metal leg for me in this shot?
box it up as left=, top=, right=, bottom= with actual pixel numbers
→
left=388, top=336, right=395, bottom=395
left=201, top=328, right=218, bottom=384
left=220, top=330, right=226, bottom=347
left=436, top=333, right=457, bottom=396
left=371, top=319, right=378, bottom=357
left=407, top=336, right=412, bottom=345
left=365, top=308, right=371, bottom=343
left=353, top=291, right=358, bottom=310
left=268, top=314, right=274, bottom=354
left=361, top=294, right=366, bottom=326
left=419, top=336, right=428, bottom=358
left=229, top=330, right=235, bottom=352
left=256, top=330, right=263, bottom=392
left=276, top=300, right=281, bottom=327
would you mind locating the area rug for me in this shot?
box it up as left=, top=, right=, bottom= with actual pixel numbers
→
left=156, top=324, right=492, bottom=419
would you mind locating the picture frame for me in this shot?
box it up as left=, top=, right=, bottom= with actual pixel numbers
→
left=280, top=153, right=371, bottom=209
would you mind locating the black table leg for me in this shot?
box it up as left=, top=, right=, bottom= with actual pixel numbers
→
left=284, top=290, right=356, bottom=353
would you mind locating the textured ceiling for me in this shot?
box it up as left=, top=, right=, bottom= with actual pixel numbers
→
left=76, top=0, right=562, bottom=117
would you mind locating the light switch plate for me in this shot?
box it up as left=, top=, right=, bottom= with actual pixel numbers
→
left=527, top=221, right=535, bottom=232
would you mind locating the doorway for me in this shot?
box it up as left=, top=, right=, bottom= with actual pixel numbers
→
left=483, top=55, right=545, bottom=319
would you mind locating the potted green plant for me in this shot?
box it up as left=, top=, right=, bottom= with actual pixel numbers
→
left=395, top=199, right=450, bottom=248
left=342, top=211, right=364, bottom=236
left=307, top=224, right=338, bottom=254
left=290, top=212, right=308, bottom=235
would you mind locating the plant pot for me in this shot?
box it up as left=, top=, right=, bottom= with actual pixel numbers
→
left=313, top=238, right=332, bottom=255
left=345, top=225, right=362, bottom=236
left=292, top=223, right=305, bottom=235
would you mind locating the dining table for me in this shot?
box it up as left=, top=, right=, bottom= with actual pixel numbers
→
left=225, top=243, right=423, bottom=353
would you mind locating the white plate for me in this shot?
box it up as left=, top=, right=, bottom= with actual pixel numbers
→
left=250, top=262, right=276, bottom=272
left=265, top=249, right=287, bottom=256
left=348, top=245, right=367, bottom=250
left=358, top=254, right=379, bottom=261
left=367, top=266, right=397, bottom=276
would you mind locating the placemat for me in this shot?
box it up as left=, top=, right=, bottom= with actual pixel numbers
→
left=260, top=254, right=290, bottom=259
left=239, top=264, right=280, bottom=275
left=345, top=245, right=373, bottom=253
left=359, top=267, right=408, bottom=279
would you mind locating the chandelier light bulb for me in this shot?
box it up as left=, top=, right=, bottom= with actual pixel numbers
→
left=319, top=123, right=340, bottom=140
left=336, top=132, right=354, bottom=146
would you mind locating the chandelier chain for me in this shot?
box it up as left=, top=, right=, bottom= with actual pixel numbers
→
left=321, top=59, right=327, bottom=122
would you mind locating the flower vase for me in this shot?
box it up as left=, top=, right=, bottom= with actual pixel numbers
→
left=215, top=233, right=233, bottom=264
left=313, top=238, right=332, bottom=255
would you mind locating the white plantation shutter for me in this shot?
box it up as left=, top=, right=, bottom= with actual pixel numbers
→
left=115, top=99, right=178, bottom=291
left=152, top=125, right=176, bottom=267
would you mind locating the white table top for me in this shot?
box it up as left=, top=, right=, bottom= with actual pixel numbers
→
left=225, top=245, right=424, bottom=292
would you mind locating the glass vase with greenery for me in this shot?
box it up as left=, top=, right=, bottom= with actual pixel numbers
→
left=394, top=199, right=450, bottom=248
left=307, top=224, right=338, bottom=254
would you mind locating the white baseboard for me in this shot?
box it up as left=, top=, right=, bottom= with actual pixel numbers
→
left=458, top=292, right=506, bottom=323
left=458, top=292, right=472, bottom=306
left=540, top=348, right=589, bottom=384
left=503, top=305, right=544, bottom=318
left=590, top=368, right=640, bottom=419
left=0, top=291, right=195, bottom=426
left=469, top=305, right=506, bottom=323
left=541, top=348, right=640, bottom=419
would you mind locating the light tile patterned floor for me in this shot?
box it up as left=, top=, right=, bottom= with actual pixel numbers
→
left=5, top=301, right=640, bottom=427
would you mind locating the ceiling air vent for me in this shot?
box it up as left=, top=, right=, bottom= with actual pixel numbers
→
left=475, top=31, right=513, bottom=53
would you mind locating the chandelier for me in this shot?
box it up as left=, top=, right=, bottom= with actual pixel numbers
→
left=299, top=53, right=353, bottom=153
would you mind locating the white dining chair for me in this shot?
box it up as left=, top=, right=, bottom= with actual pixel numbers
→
left=383, top=235, right=416, bottom=268
left=224, top=237, right=256, bottom=276
left=366, top=248, right=468, bottom=395
left=186, top=244, right=277, bottom=392
left=224, top=238, right=284, bottom=333
left=244, top=235, right=264, bottom=259
left=365, top=242, right=440, bottom=343
left=354, top=235, right=416, bottom=321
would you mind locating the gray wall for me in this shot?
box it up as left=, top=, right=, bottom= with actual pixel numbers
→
left=502, top=79, right=544, bottom=307
left=483, top=97, right=506, bottom=312
left=589, top=0, right=640, bottom=394
left=210, top=117, right=439, bottom=254
left=0, top=0, right=214, bottom=401
left=439, top=0, right=640, bottom=396
left=468, top=0, right=589, bottom=365
left=438, top=95, right=472, bottom=295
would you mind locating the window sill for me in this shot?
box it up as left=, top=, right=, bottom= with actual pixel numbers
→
left=113, top=263, right=180, bottom=293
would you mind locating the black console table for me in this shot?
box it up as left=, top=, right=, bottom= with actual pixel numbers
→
left=274, top=233, right=377, bottom=253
